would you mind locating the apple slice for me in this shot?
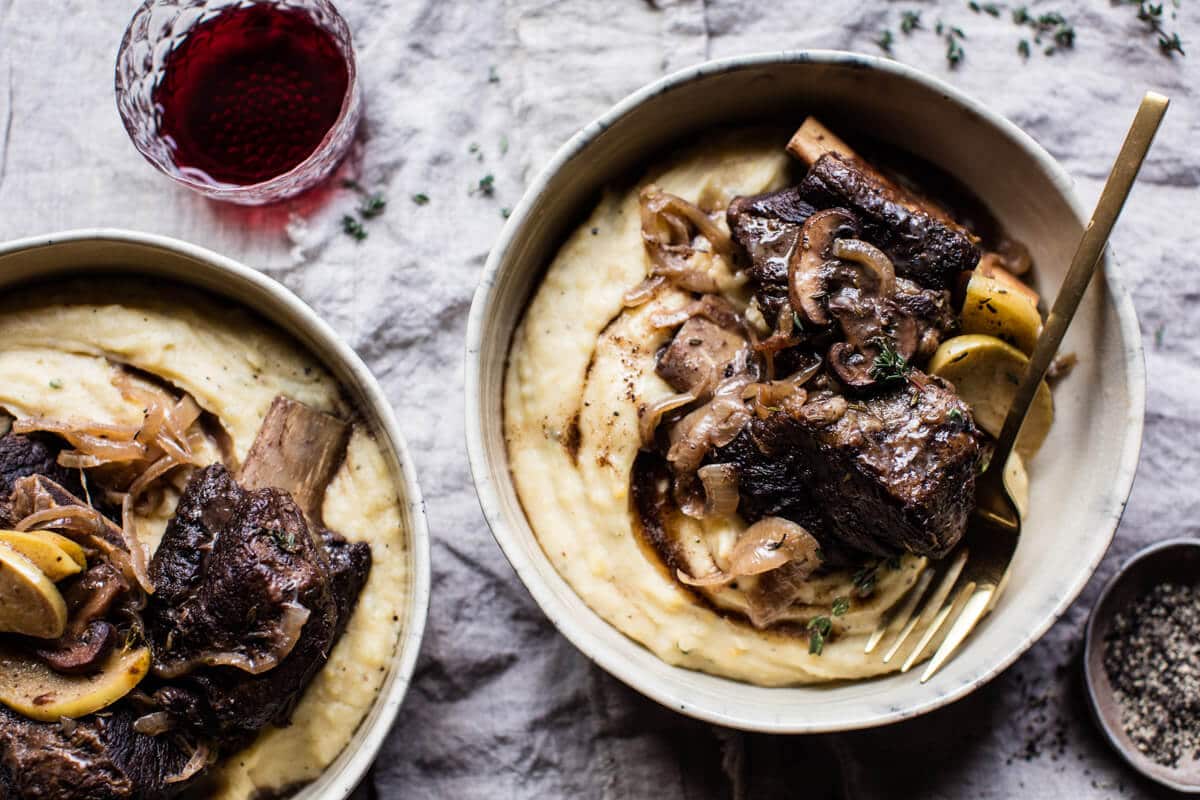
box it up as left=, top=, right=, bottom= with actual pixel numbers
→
left=927, top=334, right=1054, bottom=461
left=0, top=531, right=83, bottom=581
left=21, top=531, right=87, bottom=569
left=0, top=543, right=67, bottom=638
left=961, top=269, right=1043, bottom=356
left=0, top=643, right=150, bottom=721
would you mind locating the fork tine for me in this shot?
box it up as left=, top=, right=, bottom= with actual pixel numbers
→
left=865, top=566, right=934, bottom=654
left=919, top=584, right=996, bottom=683
left=882, top=548, right=968, bottom=664
left=902, top=579, right=974, bottom=673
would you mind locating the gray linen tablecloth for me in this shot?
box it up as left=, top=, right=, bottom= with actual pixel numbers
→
left=1, top=1, right=1197, bottom=797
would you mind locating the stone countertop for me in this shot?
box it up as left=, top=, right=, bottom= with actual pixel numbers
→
left=1, top=1, right=1197, bottom=797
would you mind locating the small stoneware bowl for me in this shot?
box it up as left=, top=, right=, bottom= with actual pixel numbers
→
left=1084, top=538, right=1200, bottom=793
left=466, top=51, right=1145, bottom=732
left=0, top=229, right=430, bottom=799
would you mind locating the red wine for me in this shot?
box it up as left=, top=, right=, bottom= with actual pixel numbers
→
left=154, top=5, right=350, bottom=187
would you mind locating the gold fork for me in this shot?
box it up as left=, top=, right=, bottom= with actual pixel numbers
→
left=864, top=91, right=1170, bottom=683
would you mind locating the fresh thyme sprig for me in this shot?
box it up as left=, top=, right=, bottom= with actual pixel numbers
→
left=936, top=19, right=968, bottom=66
left=473, top=174, right=496, bottom=197
left=969, top=1, right=1002, bottom=16
left=852, top=557, right=902, bottom=598
left=852, top=564, right=879, bottom=597
left=270, top=528, right=298, bottom=553
left=341, top=215, right=367, bottom=242
left=340, top=180, right=388, bottom=242
left=1126, top=1, right=1186, bottom=56
left=869, top=338, right=911, bottom=384
left=1011, top=8, right=1076, bottom=55
left=808, top=616, right=833, bottom=655
left=359, top=194, right=387, bottom=219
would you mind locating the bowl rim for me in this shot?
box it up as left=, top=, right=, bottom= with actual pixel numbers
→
left=1083, top=537, right=1200, bottom=794
left=0, top=227, right=431, bottom=796
left=464, top=49, right=1146, bottom=733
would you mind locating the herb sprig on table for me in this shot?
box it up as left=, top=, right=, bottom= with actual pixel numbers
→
left=340, top=179, right=388, bottom=243
left=465, top=133, right=511, bottom=218
left=937, top=19, right=968, bottom=66
left=1123, top=0, right=1186, bottom=55
left=876, top=2, right=1186, bottom=65
left=1010, top=7, right=1076, bottom=56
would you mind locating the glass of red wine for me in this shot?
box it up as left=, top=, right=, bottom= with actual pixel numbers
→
left=116, top=0, right=360, bottom=205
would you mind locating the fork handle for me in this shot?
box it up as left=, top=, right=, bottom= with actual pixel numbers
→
left=987, top=92, right=1169, bottom=478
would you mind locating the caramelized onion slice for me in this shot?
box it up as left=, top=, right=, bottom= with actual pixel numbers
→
left=133, top=710, right=174, bottom=736
left=622, top=275, right=667, bottom=308
left=153, top=601, right=311, bottom=679
left=640, top=390, right=697, bottom=446
left=677, top=517, right=821, bottom=587
left=743, top=357, right=821, bottom=417
left=666, top=374, right=753, bottom=474
left=163, top=739, right=214, bottom=785
left=638, top=186, right=738, bottom=296
left=697, top=464, right=739, bottom=518
left=640, top=186, right=731, bottom=253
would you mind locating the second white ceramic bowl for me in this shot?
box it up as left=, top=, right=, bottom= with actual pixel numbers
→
left=466, top=52, right=1144, bottom=733
left=0, top=229, right=431, bottom=797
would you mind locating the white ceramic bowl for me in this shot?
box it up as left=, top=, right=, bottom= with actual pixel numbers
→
left=0, top=229, right=430, bottom=797
left=466, top=51, right=1144, bottom=733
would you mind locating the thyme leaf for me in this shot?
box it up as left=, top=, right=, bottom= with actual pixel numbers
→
left=341, top=215, right=367, bottom=242
left=359, top=194, right=387, bottom=219
left=869, top=338, right=911, bottom=384
left=808, top=616, right=833, bottom=655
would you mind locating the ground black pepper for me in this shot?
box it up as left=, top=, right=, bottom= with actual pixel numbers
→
left=1103, top=582, right=1200, bottom=767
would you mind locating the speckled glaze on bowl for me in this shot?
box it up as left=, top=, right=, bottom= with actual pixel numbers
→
left=1084, top=538, right=1200, bottom=793
left=465, top=51, right=1145, bottom=733
left=0, top=229, right=431, bottom=798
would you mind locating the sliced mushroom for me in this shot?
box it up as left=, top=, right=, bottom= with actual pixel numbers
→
left=35, top=620, right=116, bottom=675
left=788, top=208, right=858, bottom=326
left=828, top=342, right=876, bottom=389
left=62, top=562, right=128, bottom=632
left=656, top=315, right=749, bottom=399
left=830, top=238, right=896, bottom=296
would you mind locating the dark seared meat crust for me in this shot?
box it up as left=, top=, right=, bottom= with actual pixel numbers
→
left=727, top=186, right=816, bottom=326
left=147, top=464, right=344, bottom=738
left=798, top=154, right=980, bottom=290
left=0, top=433, right=85, bottom=526
left=0, top=706, right=191, bottom=800
left=713, top=377, right=981, bottom=559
